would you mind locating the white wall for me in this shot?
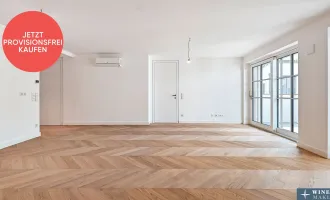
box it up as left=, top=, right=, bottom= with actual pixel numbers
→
left=328, top=28, right=330, bottom=158
left=0, top=25, right=40, bottom=149
left=56, top=53, right=241, bottom=125
left=151, top=55, right=242, bottom=123
left=40, top=58, right=62, bottom=125
left=62, top=53, right=149, bottom=125
left=59, top=52, right=242, bottom=125
left=244, top=12, right=330, bottom=158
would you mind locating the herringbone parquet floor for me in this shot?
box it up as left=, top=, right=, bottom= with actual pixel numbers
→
left=0, top=124, right=329, bottom=200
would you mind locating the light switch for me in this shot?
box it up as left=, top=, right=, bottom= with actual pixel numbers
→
left=31, top=93, right=39, bottom=102
left=35, top=93, right=39, bottom=102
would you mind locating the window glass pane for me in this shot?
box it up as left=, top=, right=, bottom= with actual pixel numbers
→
left=252, top=98, right=261, bottom=122
left=262, top=98, right=271, bottom=126
left=293, top=53, right=298, bottom=75
left=262, top=63, right=271, bottom=79
left=278, top=99, right=291, bottom=131
left=253, top=82, right=260, bottom=97
left=294, top=99, right=298, bottom=133
left=253, top=66, right=260, bottom=81
left=276, top=53, right=298, bottom=134
left=278, top=56, right=291, bottom=77
left=293, top=76, right=298, bottom=98
left=262, top=80, right=271, bottom=97
left=278, top=78, right=291, bottom=98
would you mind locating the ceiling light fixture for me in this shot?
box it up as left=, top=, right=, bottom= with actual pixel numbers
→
left=187, top=37, right=191, bottom=64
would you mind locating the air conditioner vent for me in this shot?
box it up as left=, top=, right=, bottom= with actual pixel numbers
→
left=95, top=57, right=121, bottom=67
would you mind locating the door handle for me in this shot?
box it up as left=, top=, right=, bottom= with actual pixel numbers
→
left=172, top=94, right=177, bottom=97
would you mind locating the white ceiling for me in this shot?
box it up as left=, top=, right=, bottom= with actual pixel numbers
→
left=1, top=0, right=330, bottom=57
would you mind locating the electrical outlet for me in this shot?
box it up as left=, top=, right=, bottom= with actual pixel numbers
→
left=213, top=113, right=224, bottom=117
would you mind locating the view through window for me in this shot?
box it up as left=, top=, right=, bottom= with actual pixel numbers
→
left=252, top=62, right=271, bottom=126
left=277, top=53, right=298, bottom=133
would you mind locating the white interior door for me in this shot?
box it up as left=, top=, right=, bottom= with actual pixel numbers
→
left=153, top=61, right=178, bottom=123
left=40, top=58, right=62, bottom=125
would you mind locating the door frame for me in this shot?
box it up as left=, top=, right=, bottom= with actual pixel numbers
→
left=152, top=60, right=179, bottom=123
left=59, top=57, right=64, bottom=125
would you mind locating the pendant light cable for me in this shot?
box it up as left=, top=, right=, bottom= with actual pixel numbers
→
left=40, top=0, right=44, bottom=12
left=187, top=37, right=191, bottom=63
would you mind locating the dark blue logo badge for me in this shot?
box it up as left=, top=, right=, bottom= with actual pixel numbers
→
left=297, top=188, right=330, bottom=200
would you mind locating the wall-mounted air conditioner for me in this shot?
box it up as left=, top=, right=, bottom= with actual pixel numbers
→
left=95, top=57, right=122, bottom=67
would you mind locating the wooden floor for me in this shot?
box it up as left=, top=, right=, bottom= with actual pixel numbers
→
left=0, top=124, right=329, bottom=199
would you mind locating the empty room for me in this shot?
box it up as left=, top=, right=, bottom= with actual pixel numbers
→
left=1, top=0, right=330, bottom=199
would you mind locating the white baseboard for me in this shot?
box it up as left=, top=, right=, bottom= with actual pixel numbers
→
left=298, top=142, right=329, bottom=159
left=0, top=131, right=40, bottom=149
left=179, top=121, right=242, bottom=124
left=63, top=121, right=150, bottom=125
